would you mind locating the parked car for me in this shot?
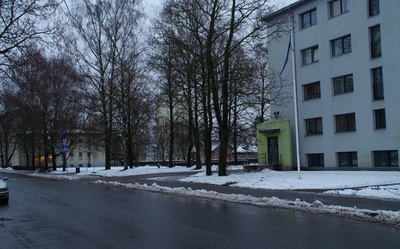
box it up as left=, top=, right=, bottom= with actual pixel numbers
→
left=0, top=175, right=9, bottom=204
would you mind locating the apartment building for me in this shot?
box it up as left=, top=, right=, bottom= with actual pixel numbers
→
left=259, top=0, right=399, bottom=169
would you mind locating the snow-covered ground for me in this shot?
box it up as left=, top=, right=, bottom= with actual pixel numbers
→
left=180, top=168, right=400, bottom=200
left=31, top=165, right=400, bottom=201
left=2, top=165, right=400, bottom=227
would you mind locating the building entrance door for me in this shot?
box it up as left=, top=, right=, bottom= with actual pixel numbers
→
left=267, top=136, right=279, bottom=165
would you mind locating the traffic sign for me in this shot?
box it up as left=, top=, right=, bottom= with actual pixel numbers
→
left=61, top=133, right=67, bottom=139
left=62, top=145, right=69, bottom=153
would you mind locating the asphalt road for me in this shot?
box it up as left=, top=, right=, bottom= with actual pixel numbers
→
left=1, top=173, right=399, bottom=249
left=101, top=171, right=400, bottom=211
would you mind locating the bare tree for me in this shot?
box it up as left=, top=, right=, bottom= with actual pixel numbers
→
left=100, top=0, right=151, bottom=169
left=209, top=0, right=279, bottom=176
left=8, top=46, right=83, bottom=170
left=227, top=46, right=255, bottom=164
left=152, top=2, right=211, bottom=169
left=0, top=0, right=61, bottom=67
left=65, top=0, right=144, bottom=169
left=114, top=57, right=153, bottom=169
left=175, top=48, right=203, bottom=169
left=247, top=44, right=290, bottom=124
left=0, top=83, right=19, bottom=168
left=45, top=54, right=85, bottom=170
left=154, top=45, right=179, bottom=168
left=152, top=0, right=286, bottom=176
left=65, top=0, right=114, bottom=170
left=151, top=0, right=215, bottom=174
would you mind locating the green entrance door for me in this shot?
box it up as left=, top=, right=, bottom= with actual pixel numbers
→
left=267, top=136, right=279, bottom=165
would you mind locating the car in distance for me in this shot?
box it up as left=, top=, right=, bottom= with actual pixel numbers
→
left=0, top=175, right=9, bottom=204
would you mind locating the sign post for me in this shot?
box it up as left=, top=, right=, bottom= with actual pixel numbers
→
left=62, top=133, right=68, bottom=171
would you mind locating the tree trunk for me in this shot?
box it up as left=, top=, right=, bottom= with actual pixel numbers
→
left=105, top=138, right=111, bottom=170
left=168, top=97, right=174, bottom=168
left=52, top=151, right=57, bottom=171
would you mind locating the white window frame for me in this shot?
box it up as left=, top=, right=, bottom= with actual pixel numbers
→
left=302, top=45, right=319, bottom=65
left=300, top=8, right=317, bottom=29
left=331, top=35, right=351, bottom=57
left=329, top=0, right=349, bottom=18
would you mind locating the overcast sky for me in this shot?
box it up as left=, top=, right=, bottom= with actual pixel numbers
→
left=144, top=0, right=298, bottom=17
left=146, top=0, right=298, bottom=7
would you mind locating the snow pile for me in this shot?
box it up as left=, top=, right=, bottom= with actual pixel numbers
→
left=95, top=180, right=400, bottom=228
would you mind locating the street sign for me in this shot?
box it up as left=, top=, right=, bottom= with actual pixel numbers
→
left=61, top=133, right=67, bottom=139
left=62, top=145, right=69, bottom=153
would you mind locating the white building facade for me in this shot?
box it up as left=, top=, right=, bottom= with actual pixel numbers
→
left=266, top=0, right=399, bottom=168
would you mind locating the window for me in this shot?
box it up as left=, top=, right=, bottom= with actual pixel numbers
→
left=333, top=74, right=353, bottom=94
left=302, top=45, right=319, bottom=65
left=69, top=150, right=74, bottom=159
left=372, top=67, right=384, bottom=100
left=79, top=152, right=83, bottom=159
left=331, top=35, right=351, bottom=56
left=329, top=0, right=349, bottom=18
left=308, top=154, right=324, bottom=167
left=370, top=25, right=381, bottom=58
left=374, top=151, right=398, bottom=167
left=304, top=82, right=321, bottom=100
left=338, top=152, right=358, bottom=167
left=369, top=0, right=380, bottom=17
left=374, top=109, right=386, bottom=129
left=306, top=118, right=323, bottom=135
left=335, top=113, right=356, bottom=132
left=301, top=9, right=317, bottom=29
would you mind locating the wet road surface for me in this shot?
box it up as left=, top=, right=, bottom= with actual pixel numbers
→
left=1, top=173, right=399, bottom=249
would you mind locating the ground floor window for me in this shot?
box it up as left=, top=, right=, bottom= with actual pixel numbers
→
left=373, top=150, right=398, bottom=167
left=307, top=153, right=324, bottom=167
left=337, top=151, right=358, bottom=167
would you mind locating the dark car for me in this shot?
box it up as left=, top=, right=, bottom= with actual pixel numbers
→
left=0, top=175, right=9, bottom=204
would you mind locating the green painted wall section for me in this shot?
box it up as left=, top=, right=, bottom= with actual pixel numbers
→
left=257, top=120, right=293, bottom=167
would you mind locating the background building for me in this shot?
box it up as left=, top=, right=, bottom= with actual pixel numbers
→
left=12, top=133, right=106, bottom=170
left=262, top=0, right=399, bottom=169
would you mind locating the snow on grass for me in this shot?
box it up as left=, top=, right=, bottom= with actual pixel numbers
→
left=179, top=169, right=400, bottom=201
left=71, top=165, right=197, bottom=177
left=179, top=169, right=400, bottom=190
left=326, top=185, right=400, bottom=200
